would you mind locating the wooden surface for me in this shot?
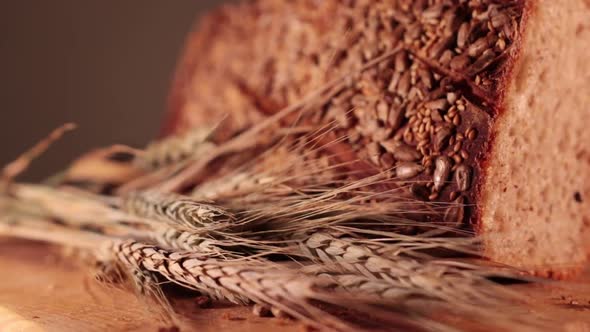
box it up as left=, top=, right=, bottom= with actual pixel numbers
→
left=1, top=238, right=590, bottom=332
left=0, top=239, right=299, bottom=332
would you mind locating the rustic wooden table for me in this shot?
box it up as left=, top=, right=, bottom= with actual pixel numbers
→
left=0, top=238, right=588, bottom=332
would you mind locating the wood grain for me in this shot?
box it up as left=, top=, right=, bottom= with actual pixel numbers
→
left=0, top=239, right=299, bottom=332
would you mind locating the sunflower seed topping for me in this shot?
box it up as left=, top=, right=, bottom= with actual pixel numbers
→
left=433, top=156, right=452, bottom=191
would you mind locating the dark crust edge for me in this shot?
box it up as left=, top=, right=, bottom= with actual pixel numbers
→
left=471, top=0, right=535, bottom=234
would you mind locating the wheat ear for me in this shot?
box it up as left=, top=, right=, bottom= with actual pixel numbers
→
left=121, top=191, right=237, bottom=230
left=299, top=231, right=525, bottom=304
left=107, top=240, right=362, bottom=331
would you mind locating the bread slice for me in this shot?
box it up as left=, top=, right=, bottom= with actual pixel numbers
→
left=479, top=0, right=590, bottom=278
left=163, top=0, right=590, bottom=277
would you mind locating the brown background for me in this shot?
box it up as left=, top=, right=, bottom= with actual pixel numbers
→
left=0, top=1, right=227, bottom=180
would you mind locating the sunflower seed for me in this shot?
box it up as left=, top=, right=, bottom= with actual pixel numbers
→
left=418, top=67, right=433, bottom=89
left=433, top=156, right=452, bottom=191
left=491, top=12, right=509, bottom=30
left=397, top=71, right=411, bottom=97
left=429, top=38, right=450, bottom=59
left=467, top=128, right=478, bottom=140
left=454, top=165, right=472, bottom=192
left=424, top=99, right=448, bottom=111
left=405, top=23, right=422, bottom=41
left=391, top=143, right=422, bottom=161
left=442, top=9, right=459, bottom=36
left=468, top=35, right=496, bottom=58
left=376, top=101, right=390, bottom=122
left=388, top=71, right=401, bottom=93
left=380, top=153, right=396, bottom=168
left=450, top=54, right=471, bottom=71
left=468, top=49, right=497, bottom=75
left=422, top=3, right=443, bottom=20
left=444, top=196, right=465, bottom=226
left=396, top=162, right=424, bottom=179
left=457, top=22, right=471, bottom=48
left=439, top=49, right=454, bottom=65
left=433, top=125, right=453, bottom=151
left=387, top=106, right=404, bottom=131
left=394, top=51, right=408, bottom=72
left=391, top=10, right=413, bottom=25
left=431, top=109, right=443, bottom=122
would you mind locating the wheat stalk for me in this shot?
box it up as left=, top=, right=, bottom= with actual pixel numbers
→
left=1, top=123, right=77, bottom=183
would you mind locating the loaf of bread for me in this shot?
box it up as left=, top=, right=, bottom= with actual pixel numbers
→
left=163, top=0, right=590, bottom=277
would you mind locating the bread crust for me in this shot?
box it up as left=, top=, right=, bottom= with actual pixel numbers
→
left=472, top=0, right=534, bottom=232
left=162, top=0, right=590, bottom=277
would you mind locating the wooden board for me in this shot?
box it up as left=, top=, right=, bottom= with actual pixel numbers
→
left=0, top=239, right=299, bottom=332
left=1, top=238, right=589, bottom=332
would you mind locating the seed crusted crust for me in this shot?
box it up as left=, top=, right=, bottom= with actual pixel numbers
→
left=164, top=1, right=528, bottom=227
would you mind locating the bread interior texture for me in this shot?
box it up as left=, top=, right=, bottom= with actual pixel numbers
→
left=480, top=0, right=590, bottom=277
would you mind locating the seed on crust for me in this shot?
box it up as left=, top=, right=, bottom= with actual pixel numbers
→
left=467, top=128, right=478, bottom=140
left=424, top=99, right=449, bottom=111
left=391, top=143, right=422, bottom=161
left=396, top=162, right=424, bottom=179
left=433, top=124, right=453, bottom=152
left=387, top=106, right=404, bottom=131
left=454, top=165, right=472, bottom=192
left=450, top=54, right=471, bottom=70
left=433, top=156, right=452, bottom=191
left=457, top=22, right=471, bottom=48
left=376, top=101, right=390, bottom=123
left=394, top=51, right=408, bottom=72
left=380, top=153, right=396, bottom=168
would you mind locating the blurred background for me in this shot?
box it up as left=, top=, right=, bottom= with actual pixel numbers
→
left=0, top=1, right=227, bottom=180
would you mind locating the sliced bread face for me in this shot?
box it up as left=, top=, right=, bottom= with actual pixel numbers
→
left=164, top=0, right=590, bottom=277
left=480, top=0, right=590, bottom=278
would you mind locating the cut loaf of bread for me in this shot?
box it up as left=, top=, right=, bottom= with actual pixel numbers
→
left=163, top=0, right=590, bottom=277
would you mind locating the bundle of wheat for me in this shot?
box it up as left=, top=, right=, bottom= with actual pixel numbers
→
left=1, top=0, right=589, bottom=330
left=0, top=120, right=558, bottom=331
